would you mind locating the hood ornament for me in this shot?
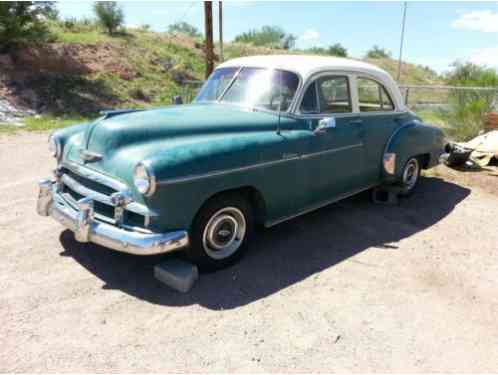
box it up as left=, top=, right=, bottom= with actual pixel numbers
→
left=79, top=149, right=103, bottom=163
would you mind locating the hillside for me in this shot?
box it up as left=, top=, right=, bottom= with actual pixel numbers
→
left=0, top=26, right=442, bottom=130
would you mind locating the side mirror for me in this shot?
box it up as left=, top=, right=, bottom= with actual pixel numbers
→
left=172, top=96, right=183, bottom=105
left=314, top=117, right=336, bottom=134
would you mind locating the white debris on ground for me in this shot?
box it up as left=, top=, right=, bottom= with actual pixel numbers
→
left=0, top=98, right=34, bottom=127
left=459, top=130, right=498, bottom=166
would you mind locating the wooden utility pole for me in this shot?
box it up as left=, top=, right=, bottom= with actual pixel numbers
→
left=218, top=1, right=224, bottom=62
left=204, top=1, right=214, bottom=78
left=396, top=2, right=407, bottom=82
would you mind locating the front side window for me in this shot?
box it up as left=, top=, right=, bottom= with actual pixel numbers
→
left=357, top=78, right=395, bottom=112
left=300, top=76, right=352, bottom=114
left=195, top=67, right=299, bottom=112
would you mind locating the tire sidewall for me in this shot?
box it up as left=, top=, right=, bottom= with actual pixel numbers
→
left=399, top=157, right=421, bottom=196
left=188, top=194, right=253, bottom=271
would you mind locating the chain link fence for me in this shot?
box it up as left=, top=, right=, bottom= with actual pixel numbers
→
left=399, top=85, right=498, bottom=140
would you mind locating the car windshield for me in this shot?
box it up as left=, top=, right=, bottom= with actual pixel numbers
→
left=195, top=67, right=300, bottom=112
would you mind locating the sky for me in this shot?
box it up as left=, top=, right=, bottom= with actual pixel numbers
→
left=57, top=1, right=498, bottom=73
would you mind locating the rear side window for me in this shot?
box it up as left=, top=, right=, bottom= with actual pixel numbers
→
left=357, top=78, right=395, bottom=112
left=300, top=76, right=352, bottom=114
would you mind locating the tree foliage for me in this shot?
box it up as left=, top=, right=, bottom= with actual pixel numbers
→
left=93, top=1, right=124, bottom=35
left=0, top=1, right=56, bottom=52
left=234, top=26, right=296, bottom=50
left=365, top=45, right=391, bottom=59
left=327, top=43, right=348, bottom=57
left=306, top=43, right=348, bottom=57
left=167, top=21, right=201, bottom=38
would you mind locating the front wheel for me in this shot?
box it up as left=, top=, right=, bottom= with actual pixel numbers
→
left=187, top=194, right=254, bottom=271
left=398, top=157, right=421, bottom=196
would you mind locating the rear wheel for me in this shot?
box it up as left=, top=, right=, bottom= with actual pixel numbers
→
left=187, top=194, right=254, bottom=271
left=399, top=157, right=421, bottom=196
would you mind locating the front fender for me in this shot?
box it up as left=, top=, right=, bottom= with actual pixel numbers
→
left=140, top=133, right=268, bottom=231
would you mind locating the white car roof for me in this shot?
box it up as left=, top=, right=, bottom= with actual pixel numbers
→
left=217, top=55, right=405, bottom=111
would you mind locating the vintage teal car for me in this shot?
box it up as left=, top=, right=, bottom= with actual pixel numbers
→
left=37, top=55, right=445, bottom=270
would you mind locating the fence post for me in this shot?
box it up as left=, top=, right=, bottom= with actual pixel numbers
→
left=405, top=87, right=410, bottom=106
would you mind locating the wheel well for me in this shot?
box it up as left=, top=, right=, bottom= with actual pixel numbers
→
left=199, top=186, right=267, bottom=226
left=416, top=153, right=431, bottom=169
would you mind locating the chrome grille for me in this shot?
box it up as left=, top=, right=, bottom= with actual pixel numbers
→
left=59, top=162, right=151, bottom=229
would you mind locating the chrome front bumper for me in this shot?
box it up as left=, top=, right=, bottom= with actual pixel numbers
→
left=37, top=179, right=189, bottom=255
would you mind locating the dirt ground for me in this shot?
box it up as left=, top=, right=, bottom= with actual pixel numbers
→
left=1, top=132, right=497, bottom=373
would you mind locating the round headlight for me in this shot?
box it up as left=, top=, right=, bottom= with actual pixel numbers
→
left=48, top=134, right=61, bottom=159
left=134, top=162, right=156, bottom=196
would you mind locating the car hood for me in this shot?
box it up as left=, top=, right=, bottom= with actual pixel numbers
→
left=85, top=103, right=279, bottom=151
left=63, top=103, right=282, bottom=194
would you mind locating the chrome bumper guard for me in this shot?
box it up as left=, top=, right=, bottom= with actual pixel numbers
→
left=37, top=179, right=189, bottom=255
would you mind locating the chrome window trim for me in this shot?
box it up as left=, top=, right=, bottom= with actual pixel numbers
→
left=292, top=112, right=359, bottom=120
left=359, top=110, right=409, bottom=118
left=157, top=143, right=363, bottom=186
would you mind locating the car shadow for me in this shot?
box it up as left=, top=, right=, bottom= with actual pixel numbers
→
left=59, top=177, right=470, bottom=310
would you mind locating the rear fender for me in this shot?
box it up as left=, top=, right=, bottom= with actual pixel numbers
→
left=382, top=121, right=445, bottom=182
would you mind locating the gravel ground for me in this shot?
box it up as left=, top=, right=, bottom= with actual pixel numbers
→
left=1, top=132, right=498, bottom=373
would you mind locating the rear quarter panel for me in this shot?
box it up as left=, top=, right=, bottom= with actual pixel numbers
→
left=384, top=117, right=445, bottom=181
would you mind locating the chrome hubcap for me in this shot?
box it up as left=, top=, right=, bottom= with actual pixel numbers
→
left=402, top=158, right=419, bottom=192
left=202, top=207, right=246, bottom=260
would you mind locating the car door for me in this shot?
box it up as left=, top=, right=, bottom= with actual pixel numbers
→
left=356, top=76, right=401, bottom=184
left=299, top=74, right=367, bottom=206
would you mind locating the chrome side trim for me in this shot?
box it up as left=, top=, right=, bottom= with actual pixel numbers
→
left=158, top=156, right=301, bottom=186
left=158, top=144, right=363, bottom=186
left=302, top=143, right=363, bottom=159
left=266, top=184, right=378, bottom=227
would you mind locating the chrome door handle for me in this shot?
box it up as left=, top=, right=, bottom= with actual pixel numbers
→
left=314, top=117, right=336, bottom=134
